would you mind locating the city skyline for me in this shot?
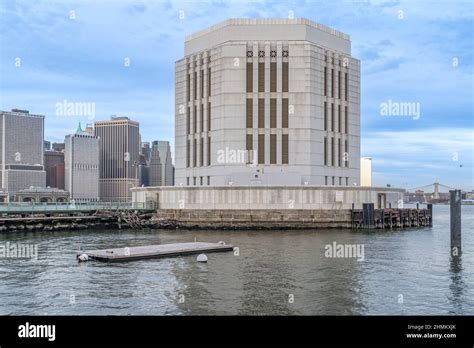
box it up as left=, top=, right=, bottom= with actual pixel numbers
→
left=0, top=0, right=472, bottom=190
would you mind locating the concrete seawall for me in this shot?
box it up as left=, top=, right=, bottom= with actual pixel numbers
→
left=132, top=186, right=422, bottom=230
left=153, top=207, right=432, bottom=230
left=155, top=209, right=353, bottom=229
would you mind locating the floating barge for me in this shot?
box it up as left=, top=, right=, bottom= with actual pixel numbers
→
left=78, top=242, right=234, bottom=262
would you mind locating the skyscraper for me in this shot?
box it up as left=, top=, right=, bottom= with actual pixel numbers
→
left=138, top=142, right=150, bottom=187
left=155, top=140, right=174, bottom=186
left=141, top=142, right=151, bottom=162
left=0, top=109, right=46, bottom=196
left=175, top=18, right=360, bottom=186
left=94, top=116, right=140, bottom=202
left=44, top=150, right=65, bottom=189
left=65, top=123, right=99, bottom=201
left=149, top=142, right=162, bottom=186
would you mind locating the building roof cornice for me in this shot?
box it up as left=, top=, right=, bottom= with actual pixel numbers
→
left=185, top=18, right=350, bottom=42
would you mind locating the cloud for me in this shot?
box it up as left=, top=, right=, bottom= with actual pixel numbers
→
left=0, top=0, right=472, bottom=188
left=362, top=128, right=474, bottom=189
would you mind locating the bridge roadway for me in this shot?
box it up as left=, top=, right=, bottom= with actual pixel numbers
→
left=0, top=202, right=156, bottom=215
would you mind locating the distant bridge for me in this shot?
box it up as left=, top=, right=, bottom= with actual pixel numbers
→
left=408, top=182, right=458, bottom=197
left=406, top=182, right=460, bottom=203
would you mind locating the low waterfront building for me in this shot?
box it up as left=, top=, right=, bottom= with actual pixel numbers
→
left=65, top=124, right=100, bottom=201
left=14, top=186, right=69, bottom=203
left=0, top=109, right=46, bottom=197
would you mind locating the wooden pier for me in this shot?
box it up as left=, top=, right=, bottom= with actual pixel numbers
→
left=0, top=202, right=158, bottom=232
left=78, top=242, right=235, bottom=262
left=351, top=206, right=432, bottom=229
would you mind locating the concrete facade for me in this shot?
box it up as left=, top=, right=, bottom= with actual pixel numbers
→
left=0, top=109, right=46, bottom=196
left=65, top=131, right=100, bottom=201
left=175, top=18, right=360, bottom=187
left=132, top=186, right=403, bottom=210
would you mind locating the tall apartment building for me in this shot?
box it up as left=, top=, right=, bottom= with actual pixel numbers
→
left=175, top=18, right=360, bottom=186
left=94, top=116, right=140, bottom=201
left=0, top=109, right=46, bottom=195
left=65, top=125, right=99, bottom=201
left=154, top=140, right=174, bottom=186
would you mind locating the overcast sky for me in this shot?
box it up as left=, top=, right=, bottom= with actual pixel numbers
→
left=0, top=0, right=472, bottom=190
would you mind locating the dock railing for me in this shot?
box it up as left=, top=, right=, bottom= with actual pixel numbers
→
left=0, top=201, right=156, bottom=214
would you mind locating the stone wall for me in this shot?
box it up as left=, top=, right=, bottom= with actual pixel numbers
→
left=155, top=209, right=352, bottom=229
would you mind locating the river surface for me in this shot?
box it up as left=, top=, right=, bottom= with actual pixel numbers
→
left=0, top=204, right=472, bottom=315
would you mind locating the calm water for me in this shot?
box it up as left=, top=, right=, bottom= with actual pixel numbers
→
left=0, top=204, right=472, bottom=315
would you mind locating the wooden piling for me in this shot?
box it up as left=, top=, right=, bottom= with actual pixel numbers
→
left=450, top=190, right=462, bottom=257
left=427, top=204, right=433, bottom=226
left=351, top=203, right=355, bottom=229
left=362, top=203, right=375, bottom=229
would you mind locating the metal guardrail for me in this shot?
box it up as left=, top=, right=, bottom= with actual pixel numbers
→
left=0, top=201, right=156, bottom=213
